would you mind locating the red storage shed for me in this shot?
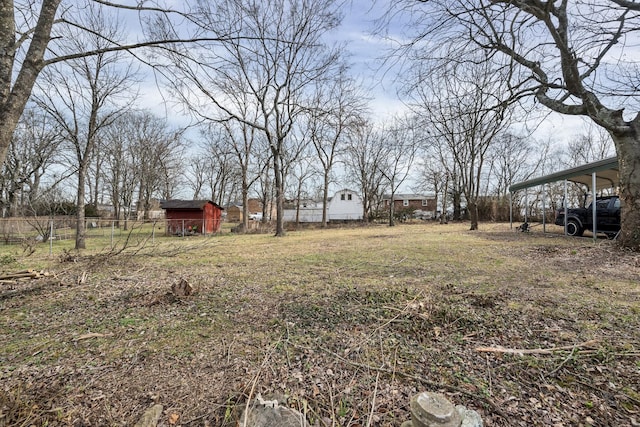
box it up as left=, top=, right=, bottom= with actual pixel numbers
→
left=160, top=200, right=224, bottom=235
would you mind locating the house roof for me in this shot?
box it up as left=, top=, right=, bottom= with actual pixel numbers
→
left=509, top=157, right=619, bottom=192
left=383, top=193, right=435, bottom=200
left=224, top=199, right=262, bottom=210
left=334, top=188, right=358, bottom=194
left=160, top=200, right=223, bottom=210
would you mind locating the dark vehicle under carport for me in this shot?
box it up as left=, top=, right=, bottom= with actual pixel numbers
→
left=509, top=157, right=620, bottom=242
left=554, top=195, right=620, bottom=238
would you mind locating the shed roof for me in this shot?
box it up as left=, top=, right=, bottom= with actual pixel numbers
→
left=509, top=157, right=619, bottom=193
left=160, top=200, right=223, bottom=210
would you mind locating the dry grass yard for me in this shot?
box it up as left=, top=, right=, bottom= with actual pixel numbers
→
left=0, top=222, right=638, bottom=426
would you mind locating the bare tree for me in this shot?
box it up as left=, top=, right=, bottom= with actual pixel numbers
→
left=308, top=66, right=368, bottom=227
left=221, top=109, right=269, bottom=230
left=487, top=132, right=535, bottom=198
left=86, top=139, right=107, bottom=208
left=421, top=138, right=464, bottom=222
left=189, top=130, right=241, bottom=207
left=477, top=132, right=536, bottom=221
left=386, top=0, right=640, bottom=248
left=286, top=154, right=320, bottom=227
left=0, top=0, right=62, bottom=171
left=565, top=123, right=616, bottom=168
left=255, top=161, right=275, bottom=223
left=153, top=0, right=344, bottom=236
left=103, top=111, right=183, bottom=229
left=185, top=156, right=207, bottom=201
left=103, top=113, right=139, bottom=229
left=199, top=120, right=267, bottom=230
left=0, top=107, right=63, bottom=217
left=35, top=3, right=137, bottom=249
left=0, top=0, right=238, bottom=176
left=381, top=116, right=420, bottom=226
left=415, top=152, right=447, bottom=220
left=344, top=123, right=388, bottom=222
left=130, top=113, right=184, bottom=220
left=408, top=57, right=514, bottom=230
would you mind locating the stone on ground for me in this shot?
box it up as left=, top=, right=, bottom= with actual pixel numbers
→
left=134, top=404, right=163, bottom=427
left=239, top=394, right=309, bottom=427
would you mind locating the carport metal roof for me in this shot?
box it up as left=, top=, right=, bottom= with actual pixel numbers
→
left=509, top=156, right=619, bottom=193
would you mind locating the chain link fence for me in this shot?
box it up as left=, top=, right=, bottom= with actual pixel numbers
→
left=0, top=216, right=226, bottom=255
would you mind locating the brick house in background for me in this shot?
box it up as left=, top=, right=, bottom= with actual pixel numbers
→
left=225, top=199, right=264, bottom=222
left=160, top=200, right=224, bottom=235
left=382, top=194, right=437, bottom=219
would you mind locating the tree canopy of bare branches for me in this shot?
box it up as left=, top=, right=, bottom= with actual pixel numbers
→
left=0, top=107, right=63, bottom=217
left=35, top=2, right=137, bottom=249
left=345, top=123, right=388, bottom=222
left=385, top=0, right=640, bottom=249
left=380, top=116, right=420, bottom=226
left=408, top=57, right=514, bottom=230
left=1, top=0, right=256, bottom=212
left=308, top=66, right=368, bottom=227
left=150, top=0, right=345, bottom=236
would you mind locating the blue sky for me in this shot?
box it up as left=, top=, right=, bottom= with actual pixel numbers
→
left=332, top=1, right=591, bottom=143
left=128, top=0, right=587, bottom=150
left=131, top=1, right=408, bottom=124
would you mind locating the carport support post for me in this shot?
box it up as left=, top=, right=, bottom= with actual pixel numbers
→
left=524, top=191, right=528, bottom=223
left=509, top=192, right=513, bottom=229
left=542, top=184, right=546, bottom=232
left=592, top=172, right=597, bottom=243
left=564, top=180, right=568, bottom=235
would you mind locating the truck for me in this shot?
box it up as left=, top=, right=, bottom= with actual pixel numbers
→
left=554, top=195, right=621, bottom=238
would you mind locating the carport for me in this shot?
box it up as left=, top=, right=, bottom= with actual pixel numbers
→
left=508, top=157, right=619, bottom=242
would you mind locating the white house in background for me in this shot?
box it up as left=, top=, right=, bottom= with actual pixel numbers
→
left=283, top=189, right=363, bottom=223
left=328, top=189, right=363, bottom=220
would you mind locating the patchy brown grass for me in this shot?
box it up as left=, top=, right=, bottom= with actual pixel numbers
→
left=0, top=222, right=638, bottom=426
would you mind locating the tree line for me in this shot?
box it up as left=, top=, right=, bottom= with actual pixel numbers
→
left=0, top=1, right=635, bottom=249
left=1, top=99, right=613, bottom=233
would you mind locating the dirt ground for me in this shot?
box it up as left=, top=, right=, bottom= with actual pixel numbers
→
left=0, top=224, right=639, bottom=426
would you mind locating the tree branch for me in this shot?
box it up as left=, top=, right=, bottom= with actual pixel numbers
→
left=609, top=0, right=640, bottom=11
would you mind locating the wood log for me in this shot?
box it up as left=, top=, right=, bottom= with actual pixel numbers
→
left=0, top=270, right=48, bottom=283
left=0, top=272, right=37, bottom=280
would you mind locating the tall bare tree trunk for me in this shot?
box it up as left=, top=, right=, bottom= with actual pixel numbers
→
left=75, top=165, right=87, bottom=249
left=321, top=171, right=329, bottom=227
left=241, top=178, right=250, bottom=232
left=612, top=129, right=640, bottom=250
left=468, top=201, right=478, bottom=231
left=388, top=195, right=396, bottom=227
left=273, top=146, right=285, bottom=237
left=0, top=0, right=61, bottom=167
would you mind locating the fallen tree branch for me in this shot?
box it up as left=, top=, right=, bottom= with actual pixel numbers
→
left=475, top=340, right=599, bottom=355
left=74, top=332, right=114, bottom=341
left=0, top=269, right=50, bottom=282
